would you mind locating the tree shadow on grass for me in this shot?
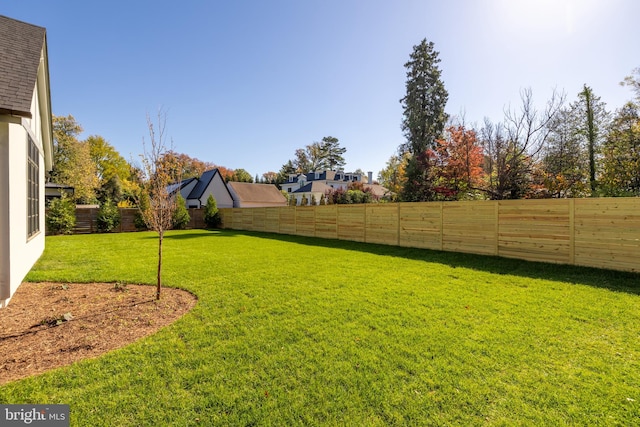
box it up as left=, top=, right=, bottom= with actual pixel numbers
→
left=225, top=229, right=640, bottom=296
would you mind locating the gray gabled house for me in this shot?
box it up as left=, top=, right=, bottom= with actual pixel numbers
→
left=170, top=169, right=234, bottom=209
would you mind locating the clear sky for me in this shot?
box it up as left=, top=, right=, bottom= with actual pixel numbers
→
left=3, top=1, right=639, bottom=179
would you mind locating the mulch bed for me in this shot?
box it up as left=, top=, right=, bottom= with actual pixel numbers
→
left=0, top=282, right=197, bottom=385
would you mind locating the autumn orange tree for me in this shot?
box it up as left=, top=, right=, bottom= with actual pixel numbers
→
left=135, top=111, right=182, bottom=300
left=433, top=125, right=485, bottom=199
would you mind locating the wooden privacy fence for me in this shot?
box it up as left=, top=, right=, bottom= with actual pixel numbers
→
left=47, top=207, right=206, bottom=234
left=219, top=198, right=640, bottom=273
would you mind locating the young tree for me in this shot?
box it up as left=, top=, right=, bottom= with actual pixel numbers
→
left=96, top=198, right=121, bottom=232
left=172, top=194, right=190, bottom=230
left=399, top=39, right=449, bottom=201
left=46, top=193, right=76, bottom=235
left=135, top=110, right=182, bottom=300
left=203, top=194, right=221, bottom=228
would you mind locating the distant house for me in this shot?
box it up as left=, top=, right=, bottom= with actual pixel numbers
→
left=280, top=170, right=389, bottom=205
left=170, top=169, right=234, bottom=209
left=0, top=16, right=53, bottom=307
left=169, top=168, right=286, bottom=209
left=227, top=181, right=287, bottom=208
left=45, top=182, right=74, bottom=203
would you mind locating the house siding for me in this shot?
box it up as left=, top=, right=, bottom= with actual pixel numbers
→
left=202, top=176, right=233, bottom=208
left=0, top=118, right=45, bottom=307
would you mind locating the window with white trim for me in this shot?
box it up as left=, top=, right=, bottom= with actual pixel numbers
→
left=27, top=136, right=40, bottom=238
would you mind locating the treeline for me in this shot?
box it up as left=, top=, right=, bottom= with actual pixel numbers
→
left=378, top=38, right=640, bottom=201
left=49, top=115, right=257, bottom=205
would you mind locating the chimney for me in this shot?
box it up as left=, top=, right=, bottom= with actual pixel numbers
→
left=367, top=171, right=373, bottom=184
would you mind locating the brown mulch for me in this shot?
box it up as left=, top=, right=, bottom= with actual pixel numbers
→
left=0, top=282, right=197, bottom=385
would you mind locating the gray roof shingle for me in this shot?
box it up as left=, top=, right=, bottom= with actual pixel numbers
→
left=0, top=15, right=46, bottom=118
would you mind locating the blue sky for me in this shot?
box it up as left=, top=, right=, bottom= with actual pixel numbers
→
left=3, top=1, right=639, bottom=179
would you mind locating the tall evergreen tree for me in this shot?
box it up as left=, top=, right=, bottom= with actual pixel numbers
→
left=320, top=136, right=346, bottom=170
left=399, top=39, right=449, bottom=201
left=574, top=85, right=609, bottom=194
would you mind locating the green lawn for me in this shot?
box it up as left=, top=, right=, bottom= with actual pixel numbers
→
left=2, top=229, right=639, bottom=426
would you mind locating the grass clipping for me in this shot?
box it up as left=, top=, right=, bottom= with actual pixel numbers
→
left=0, top=282, right=196, bottom=385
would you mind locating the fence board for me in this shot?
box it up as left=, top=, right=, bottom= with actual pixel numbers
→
left=366, top=204, right=399, bottom=246
left=315, top=205, right=338, bottom=239
left=264, top=208, right=280, bottom=233
left=279, top=207, right=296, bottom=235
left=252, top=208, right=266, bottom=231
left=337, top=205, right=365, bottom=242
left=443, top=201, right=497, bottom=255
left=498, top=199, right=571, bottom=264
left=399, top=202, right=441, bottom=249
left=296, top=207, right=315, bottom=237
left=574, top=198, right=640, bottom=272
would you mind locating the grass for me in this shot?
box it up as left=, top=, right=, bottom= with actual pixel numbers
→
left=2, top=229, right=640, bottom=426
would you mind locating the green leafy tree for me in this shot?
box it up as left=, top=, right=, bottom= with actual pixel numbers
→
left=87, top=135, right=131, bottom=201
left=378, top=152, right=409, bottom=200
left=203, top=194, right=221, bottom=228
left=51, top=115, right=99, bottom=203
left=96, top=199, right=121, bottom=232
left=294, top=148, right=312, bottom=173
left=399, top=39, right=449, bottom=201
left=621, top=67, right=640, bottom=104
left=228, top=168, right=253, bottom=183
left=541, top=108, right=590, bottom=198
left=46, top=193, right=76, bottom=235
left=172, top=194, right=190, bottom=230
left=600, top=102, right=640, bottom=196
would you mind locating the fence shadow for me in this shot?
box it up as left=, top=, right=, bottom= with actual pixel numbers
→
left=228, top=229, right=640, bottom=296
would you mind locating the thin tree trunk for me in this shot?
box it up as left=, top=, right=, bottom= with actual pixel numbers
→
left=156, top=231, right=163, bottom=300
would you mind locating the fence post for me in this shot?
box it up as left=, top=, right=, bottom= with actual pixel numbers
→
left=569, top=199, right=575, bottom=266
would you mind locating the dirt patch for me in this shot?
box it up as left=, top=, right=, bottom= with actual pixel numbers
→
left=0, top=282, right=197, bottom=385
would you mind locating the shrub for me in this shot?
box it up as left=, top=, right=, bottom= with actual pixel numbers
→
left=203, top=194, right=221, bottom=228
left=96, top=199, right=121, bottom=232
left=46, top=194, right=76, bottom=235
left=172, top=194, right=190, bottom=230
